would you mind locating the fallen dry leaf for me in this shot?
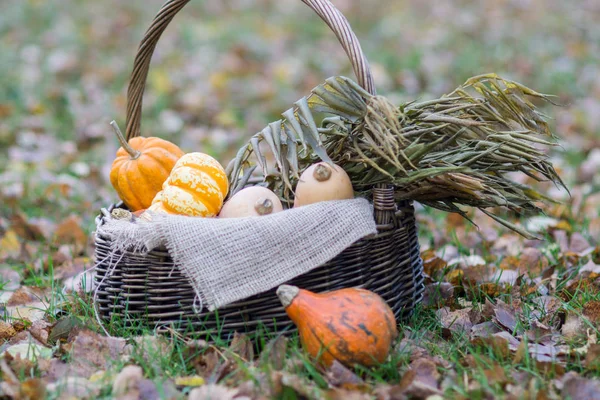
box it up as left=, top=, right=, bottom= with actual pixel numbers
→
left=68, top=329, right=130, bottom=378
left=410, top=357, right=441, bottom=389
left=46, top=376, right=101, bottom=400
left=188, top=384, right=240, bottom=400
left=437, top=307, right=473, bottom=334
left=260, top=335, right=288, bottom=371
left=113, top=365, right=143, bottom=398
left=229, top=332, right=254, bottom=361
left=561, top=371, right=600, bottom=400
left=326, top=360, right=367, bottom=391
left=53, top=215, right=87, bottom=254
left=0, top=230, right=21, bottom=261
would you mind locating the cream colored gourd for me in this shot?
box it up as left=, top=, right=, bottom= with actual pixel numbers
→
left=219, top=187, right=283, bottom=218
left=294, top=162, right=354, bottom=207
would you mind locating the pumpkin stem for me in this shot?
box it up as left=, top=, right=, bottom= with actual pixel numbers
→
left=111, top=120, right=141, bottom=160
left=313, top=164, right=332, bottom=182
left=254, top=198, right=274, bottom=216
left=276, top=285, right=300, bottom=308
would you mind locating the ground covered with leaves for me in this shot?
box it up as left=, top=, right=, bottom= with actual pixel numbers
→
left=1, top=0, right=600, bottom=399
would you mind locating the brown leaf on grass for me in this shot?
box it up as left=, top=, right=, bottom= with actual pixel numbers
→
left=7, top=286, right=46, bottom=306
left=327, top=360, right=368, bottom=391
left=9, top=212, right=48, bottom=242
left=515, top=247, right=549, bottom=277
left=570, top=232, right=594, bottom=254
left=561, top=371, right=600, bottom=400
left=112, top=365, right=143, bottom=398
left=325, top=388, right=374, bottom=400
left=494, top=303, right=521, bottom=334
left=68, top=329, right=130, bottom=378
left=493, top=331, right=522, bottom=352
left=470, top=335, right=511, bottom=359
left=19, top=378, right=46, bottom=400
left=409, top=358, right=441, bottom=389
left=229, top=332, right=254, bottom=361
left=54, top=256, right=90, bottom=280
left=0, top=266, right=20, bottom=292
left=5, top=287, right=48, bottom=322
left=562, top=313, right=585, bottom=340
left=422, top=282, right=454, bottom=307
left=139, top=379, right=179, bottom=400
left=46, top=376, right=101, bottom=400
left=584, top=344, right=600, bottom=371
left=192, top=347, right=222, bottom=379
left=470, top=321, right=502, bottom=339
left=133, top=335, right=173, bottom=366
left=513, top=340, right=566, bottom=375
left=0, top=230, right=22, bottom=261
left=437, top=307, right=473, bottom=334
left=28, top=319, right=51, bottom=345
left=421, top=249, right=447, bottom=278
left=3, top=351, right=36, bottom=380
left=260, top=336, right=288, bottom=371
left=396, top=369, right=443, bottom=399
left=371, top=384, right=409, bottom=400
left=192, top=346, right=236, bottom=384
left=188, top=384, right=240, bottom=400
left=0, top=321, right=17, bottom=341
left=525, top=320, right=555, bottom=345
left=269, top=371, right=322, bottom=399
left=53, top=215, right=87, bottom=253
left=483, top=364, right=510, bottom=388
left=395, top=338, right=431, bottom=361
left=583, top=300, right=600, bottom=324
left=553, top=230, right=570, bottom=254
left=37, top=358, right=70, bottom=382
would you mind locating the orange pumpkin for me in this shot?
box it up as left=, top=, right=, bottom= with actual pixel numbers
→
left=276, top=285, right=397, bottom=368
left=109, top=121, right=185, bottom=211
left=150, top=152, right=229, bottom=217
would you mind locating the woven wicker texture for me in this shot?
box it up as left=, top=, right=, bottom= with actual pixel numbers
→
left=95, top=0, right=425, bottom=340
left=94, top=187, right=424, bottom=339
left=96, top=199, right=378, bottom=311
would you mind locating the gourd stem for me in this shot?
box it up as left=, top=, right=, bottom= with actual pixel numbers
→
left=276, top=285, right=300, bottom=308
left=111, top=120, right=141, bottom=160
left=313, top=164, right=332, bottom=182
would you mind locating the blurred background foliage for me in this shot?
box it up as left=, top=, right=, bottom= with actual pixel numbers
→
left=0, top=0, right=599, bottom=221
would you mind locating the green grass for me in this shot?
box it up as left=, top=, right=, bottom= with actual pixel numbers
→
left=1, top=0, right=599, bottom=398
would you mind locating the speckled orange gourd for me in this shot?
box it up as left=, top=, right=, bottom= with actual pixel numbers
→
left=276, top=285, right=398, bottom=368
left=151, top=152, right=229, bottom=217
left=110, top=135, right=185, bottom=212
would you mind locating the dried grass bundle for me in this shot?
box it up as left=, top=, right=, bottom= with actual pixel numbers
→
left=227, top=74, right=565, bottom=238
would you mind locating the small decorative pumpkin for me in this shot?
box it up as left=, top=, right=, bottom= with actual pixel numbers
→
left=151, top=152, right=229, bottom=217
left=276, top=285, right=397, bottom=368
left=293, top=162, right=354, bottom=208
left=109, top=121, right=185, bottom=211
left=219, top=186, right=283, bottom=218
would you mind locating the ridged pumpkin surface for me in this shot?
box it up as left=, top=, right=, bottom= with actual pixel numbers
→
left=110, top=136, right=184, bottom=211
left=153, top=152, right=229, bottom=217
left=277, top=285, right=397, bottom=368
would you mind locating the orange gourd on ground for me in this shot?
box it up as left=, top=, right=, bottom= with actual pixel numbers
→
left=150, top=152, right=229, bottom=217
left=109, top=122, right=185, bottom=211
left=276, top=285, right=397, bottom=367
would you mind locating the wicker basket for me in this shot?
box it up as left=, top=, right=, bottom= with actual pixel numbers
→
left=94, top=0, right=424, bottom=340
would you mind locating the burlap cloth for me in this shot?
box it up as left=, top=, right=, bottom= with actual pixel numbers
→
left=96, top=198, right=377, bottom=311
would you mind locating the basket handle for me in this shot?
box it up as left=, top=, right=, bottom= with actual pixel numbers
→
left=125, top=0, right=376, bottom=140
